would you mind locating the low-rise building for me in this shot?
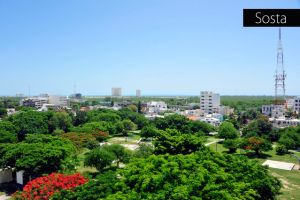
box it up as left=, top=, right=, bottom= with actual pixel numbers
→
left=270, top=117, right=300, bottom=128
left=200, top=117, right=221, bottom=126
left=20, top=97, right=49, bottom=109
left=262, top=104, right=285, bottom=118
left=146, top=101, right=168, bottom=114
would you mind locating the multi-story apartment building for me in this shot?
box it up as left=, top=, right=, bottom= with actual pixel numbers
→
left=136, top=89, right=141, bottom=97
left=111, top=88, right=122, bottom=97
left=200, top=91, right=220, bottom=114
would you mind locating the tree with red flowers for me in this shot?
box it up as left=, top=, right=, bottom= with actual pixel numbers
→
left=240, top=136, right=272, bottom=155
left=13, top=173, right=88, bottom=200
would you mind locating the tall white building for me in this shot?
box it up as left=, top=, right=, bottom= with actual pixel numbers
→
left=136, top=89, right=141, bottom=97
left=200, top=91, right=220, bottom=114
left=111, top=88, right=122, bottom=97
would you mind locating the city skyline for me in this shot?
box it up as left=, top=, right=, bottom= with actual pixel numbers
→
left=1, top=0, right=300, bottom=96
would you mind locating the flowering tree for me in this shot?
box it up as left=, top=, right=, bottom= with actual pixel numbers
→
left=241, top=136, right=272, bottom=155
left=13, top=173, right=88, bottom=200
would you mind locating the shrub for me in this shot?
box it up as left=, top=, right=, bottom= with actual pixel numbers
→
left=275, top=144, right=288, bottom=155
left=13, top=173, right=87, bottom=200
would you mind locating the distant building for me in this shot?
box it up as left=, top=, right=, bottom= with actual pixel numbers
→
left=48, top=95, right=69, bottom=107
left=146, top=101, right=168, bottom=114
left=20, top=97, right=49, bottom=109
left=270, top=117, right=300, bottom=128
left=136, top=89, right=141, bottom=97
left=218, top=105, right=234, bottom=116
left=20, top=95, right=69, bottom=110
left=200, top=117, right=220, bottom=126
left=6, top=108, right=17, bottom=116
left=286, top=97, right=300, bottom=113
left=200, top=91, right=220, bottom=114
left=262, top=104, right=285, bottom=118
left=112, top=88, right=122, bottom=97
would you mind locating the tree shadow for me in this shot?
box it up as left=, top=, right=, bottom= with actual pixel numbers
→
left=0, top=181, right=19, bottom=195
left=244, top=152, right=272, bottom=159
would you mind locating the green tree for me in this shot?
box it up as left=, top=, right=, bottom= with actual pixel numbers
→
left=137, top=101, right=142, bottom=114
left=218, top=122, right=239, bottom=139
left=9, top=110, right=49, bottom=140
left=275, top=144, right=288, bottom=155
left=243, top=116, right=272, bottom=138
left=73, top=111, right=88, bottom=126
left=128, top=105, right=137, bottom=112
left=134, top=143, right=154, bottom=158
left=0, top=134, right=75, bottom=176
left=0, top=108, right=7, bottom=118
left=103, top=144, right=132, bottom=168
left=0, top=130, right=17, bottom=143
left=223, top=139, right=240, bottom=153
left=122, top=119, right=137, bottom=136
left=49, top=111, right=73, bottom=133
left=140, top=125, right=159, bottom=139
left=241, top=137, right=272, bottom=155
left=154, top=129, right=205, bottom=155
left=53, top=149, right=281, bottom=200
left=84, top=148, right=115, bottom=171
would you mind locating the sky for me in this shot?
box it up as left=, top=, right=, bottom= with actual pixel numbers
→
left=0, top=0, right=300, bottom=96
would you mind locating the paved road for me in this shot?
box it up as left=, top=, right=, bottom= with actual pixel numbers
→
left=205, top=139, right=224, bottom=146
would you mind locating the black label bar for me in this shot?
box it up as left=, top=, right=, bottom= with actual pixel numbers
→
left=243, top=9, right=300, bottom=27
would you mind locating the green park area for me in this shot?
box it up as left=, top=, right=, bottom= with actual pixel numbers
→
left=0, top=96, right=300, bottom=199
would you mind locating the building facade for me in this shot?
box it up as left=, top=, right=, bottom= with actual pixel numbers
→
left=136, top=89, right=141, bottom=97
left=111, top=88, right=122, bottom=97
left=200, top=91, right=220, bottom=114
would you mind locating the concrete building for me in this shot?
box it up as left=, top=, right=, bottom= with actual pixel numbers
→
left=20, top=95, right=69, bottom=109
left=200, top=117, right=221, bottom=126
left=218, top=105, right=234, bottom=116
left=200, top=91, right=220, bottom=114
left=146, top=101, right=168, bottom=114
left=136, top=89, right=141, bottom=97
left=48, top=95, right=69, bottom=107
left=262, top=104, right=285, bottom=118
left=111, top=88, right=122, bottom=97
left=286, top=97, right=300, bottom=113
left=20, top=97, right=49, bottom=109
left=270, top=117, right=300, bottom=128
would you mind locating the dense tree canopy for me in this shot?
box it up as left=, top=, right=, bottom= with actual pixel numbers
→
left=54, top=149, right=281, bottom=200
left=9, top=110, right=49, bottom=140
left=0, top=134, right=76, bottom=175
left=154, top=129, right=206, bottom=155
left=218, top=122, right=239, bottom=139
left=153, top=114, right=214, bottom=135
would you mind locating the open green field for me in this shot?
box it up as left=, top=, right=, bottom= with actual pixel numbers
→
left=208, top=142, right=300, bottom=200
left=270, top=168, right=300, bottom=200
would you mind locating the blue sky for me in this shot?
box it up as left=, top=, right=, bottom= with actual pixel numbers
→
left=1, top=0, right=300, bottom=96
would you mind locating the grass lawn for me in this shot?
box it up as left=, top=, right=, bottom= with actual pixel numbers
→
left=269, top=168, right=300, bottom=200
left=208, top=142, right=300, bottom=200
left=207, top=142, right=228, bottom=153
